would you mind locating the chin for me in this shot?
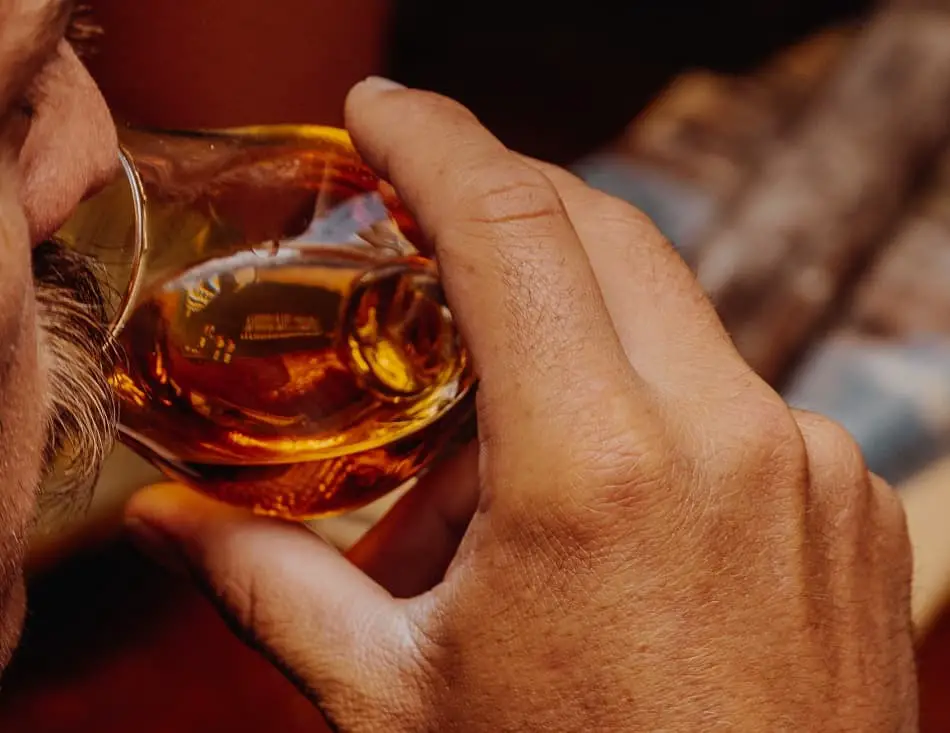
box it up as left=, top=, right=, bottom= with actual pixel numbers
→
left=0, top=570, right=27, bottom=673
left=0, top=437, right=44, bottom=679
left=0, top=455, right=36, bottom=679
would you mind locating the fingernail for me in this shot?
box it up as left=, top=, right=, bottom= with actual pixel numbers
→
left=357, top=75, right=406, bottom=93
left=125, top=517, right=189, bottom=575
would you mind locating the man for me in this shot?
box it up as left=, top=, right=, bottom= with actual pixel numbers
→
left=0, top=0, right=117, bottom=669
left=1, top=1, right=919, bottom=730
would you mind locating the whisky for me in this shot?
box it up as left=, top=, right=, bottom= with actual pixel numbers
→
left=112, top=245, right=474, bottom=519
left=56, top=125, right=475, bottom=519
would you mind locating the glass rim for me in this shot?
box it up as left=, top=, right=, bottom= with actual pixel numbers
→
left=108, top=145, right=148, bottom=339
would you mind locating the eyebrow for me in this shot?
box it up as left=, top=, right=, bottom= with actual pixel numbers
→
left=0, top=0, right=76, bottom=116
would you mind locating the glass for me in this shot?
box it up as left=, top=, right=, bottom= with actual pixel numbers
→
left=55, top=125, right=475, bottom=520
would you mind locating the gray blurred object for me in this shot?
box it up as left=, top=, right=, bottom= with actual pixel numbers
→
left=572, top=153, right=716, bottom=255
left=784, top=337, right=950, bottom=485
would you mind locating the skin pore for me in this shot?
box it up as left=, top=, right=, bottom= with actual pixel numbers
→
left=0, top=0, right=119, bottom=669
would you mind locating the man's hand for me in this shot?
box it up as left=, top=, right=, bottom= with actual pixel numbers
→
left=126, top=78, right=917, bottom=732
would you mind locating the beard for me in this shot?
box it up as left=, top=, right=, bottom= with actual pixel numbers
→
left=31, top=238, right=118, bottom=527
left=0, top=212, right=118, bottom=675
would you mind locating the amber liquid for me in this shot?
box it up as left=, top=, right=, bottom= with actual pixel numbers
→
left=113, top=246, right=474, bottom=519
left=62, top=126, right=475, bottom=519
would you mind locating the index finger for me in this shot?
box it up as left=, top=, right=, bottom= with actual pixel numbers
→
left=345, top=79, right=637, bottom=446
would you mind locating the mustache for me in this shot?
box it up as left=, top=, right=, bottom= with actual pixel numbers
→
left=32, top=238, right=118, bottom=523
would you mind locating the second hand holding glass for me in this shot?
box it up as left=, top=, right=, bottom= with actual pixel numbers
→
left=56, top=125, right=474, bottom=520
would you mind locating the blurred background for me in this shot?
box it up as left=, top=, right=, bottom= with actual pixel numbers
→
left=7, top=0, right=950, bottom=729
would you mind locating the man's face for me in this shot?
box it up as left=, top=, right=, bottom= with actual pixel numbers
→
left=0, top=0, right=118, bottom=669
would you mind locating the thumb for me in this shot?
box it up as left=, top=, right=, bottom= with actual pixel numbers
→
left=124, top=483, right=427, bottom=729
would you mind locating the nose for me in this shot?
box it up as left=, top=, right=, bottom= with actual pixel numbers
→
left=18, top=42, right=119, bottom=243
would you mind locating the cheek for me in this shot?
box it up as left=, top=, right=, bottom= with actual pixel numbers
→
left=0, top=156, right=49, bottom=665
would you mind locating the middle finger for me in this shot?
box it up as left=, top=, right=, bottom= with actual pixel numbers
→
left=526, top=158, right=767, bottom=397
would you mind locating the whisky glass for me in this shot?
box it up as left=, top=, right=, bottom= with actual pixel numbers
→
left=55, top=125, right=475, bottom=520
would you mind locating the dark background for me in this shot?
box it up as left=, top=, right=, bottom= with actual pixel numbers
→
left=388, top=0, right=872, bottom=162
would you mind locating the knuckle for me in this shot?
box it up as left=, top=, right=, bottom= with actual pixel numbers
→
left=871, top=472, right=910, bottom=543
left=200, top=567, right=285, bottom=656
left=794, top=411, right=887, bottom=536
left=202, top=547, right=296, bottom=655
left=530, top=159, right=662, bottom=233
left=703, top=396, right=806, bottom=483
left=459, top=162, right=565, bottom=229
left=587, top=192, right=659, bottom=235
left=219, top=569, right=280, bottom=644
left=796, top=409, right=869, bottom=484
left=865, top=473, right=914, bottom=593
